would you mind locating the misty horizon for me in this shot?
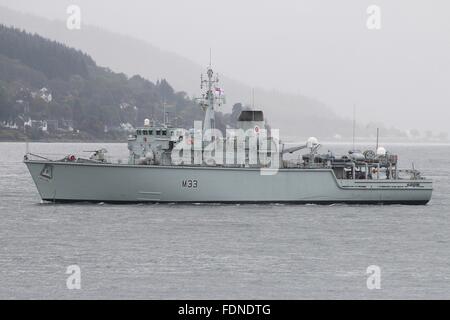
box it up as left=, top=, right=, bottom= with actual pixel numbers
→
left=0, top=0, right=449, bottom=135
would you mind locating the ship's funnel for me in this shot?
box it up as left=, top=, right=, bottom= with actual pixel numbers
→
left=237, top=110, right=265, bottom=133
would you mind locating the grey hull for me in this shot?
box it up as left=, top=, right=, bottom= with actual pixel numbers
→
left=25, top=161, right=433, bottom=205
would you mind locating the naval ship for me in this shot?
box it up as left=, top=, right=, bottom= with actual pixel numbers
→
left=24, top=65, right=432, bottom=204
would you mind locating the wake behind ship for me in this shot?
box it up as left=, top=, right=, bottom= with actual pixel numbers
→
left=24, top=65, right=432, bottom=205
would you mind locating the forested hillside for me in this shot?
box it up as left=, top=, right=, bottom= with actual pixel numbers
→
left=0, top=25, right=240, bottom=141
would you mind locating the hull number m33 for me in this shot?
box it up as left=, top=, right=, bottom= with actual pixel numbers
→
left=182, top=179, right=198, bottom=188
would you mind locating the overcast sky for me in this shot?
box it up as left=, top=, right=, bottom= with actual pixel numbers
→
left=1, top=0, right=449, bottom=133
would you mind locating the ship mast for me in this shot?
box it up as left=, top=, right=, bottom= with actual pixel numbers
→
left=197, top=60, right=225, bottom=137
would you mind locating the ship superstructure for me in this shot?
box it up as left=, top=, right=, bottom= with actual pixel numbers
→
left=24, top=65, right=433, bottom=204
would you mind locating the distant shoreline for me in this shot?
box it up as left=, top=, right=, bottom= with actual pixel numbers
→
left=0, top=139, right=124, bottom=143
left=1, top=139, right=449, bottom=146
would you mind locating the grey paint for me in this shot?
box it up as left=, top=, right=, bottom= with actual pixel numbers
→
left=25, top=160, right=432, bottom=204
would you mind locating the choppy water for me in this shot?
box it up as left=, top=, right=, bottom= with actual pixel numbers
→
left=0, top=142, right=449, bottom=299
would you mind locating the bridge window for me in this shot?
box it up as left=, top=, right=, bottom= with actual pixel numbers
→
left=143, top=130, right=148, bottom=135
left=156, top=130, right=161, bottom=136
left=149, top=130, right=153, bottom=135
left=137, top=129, right=142, bottom=135
left=162, top=130, right=167, bottom=136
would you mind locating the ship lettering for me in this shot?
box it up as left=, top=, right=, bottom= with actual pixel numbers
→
left=182, top=179, right=198, bottom=188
